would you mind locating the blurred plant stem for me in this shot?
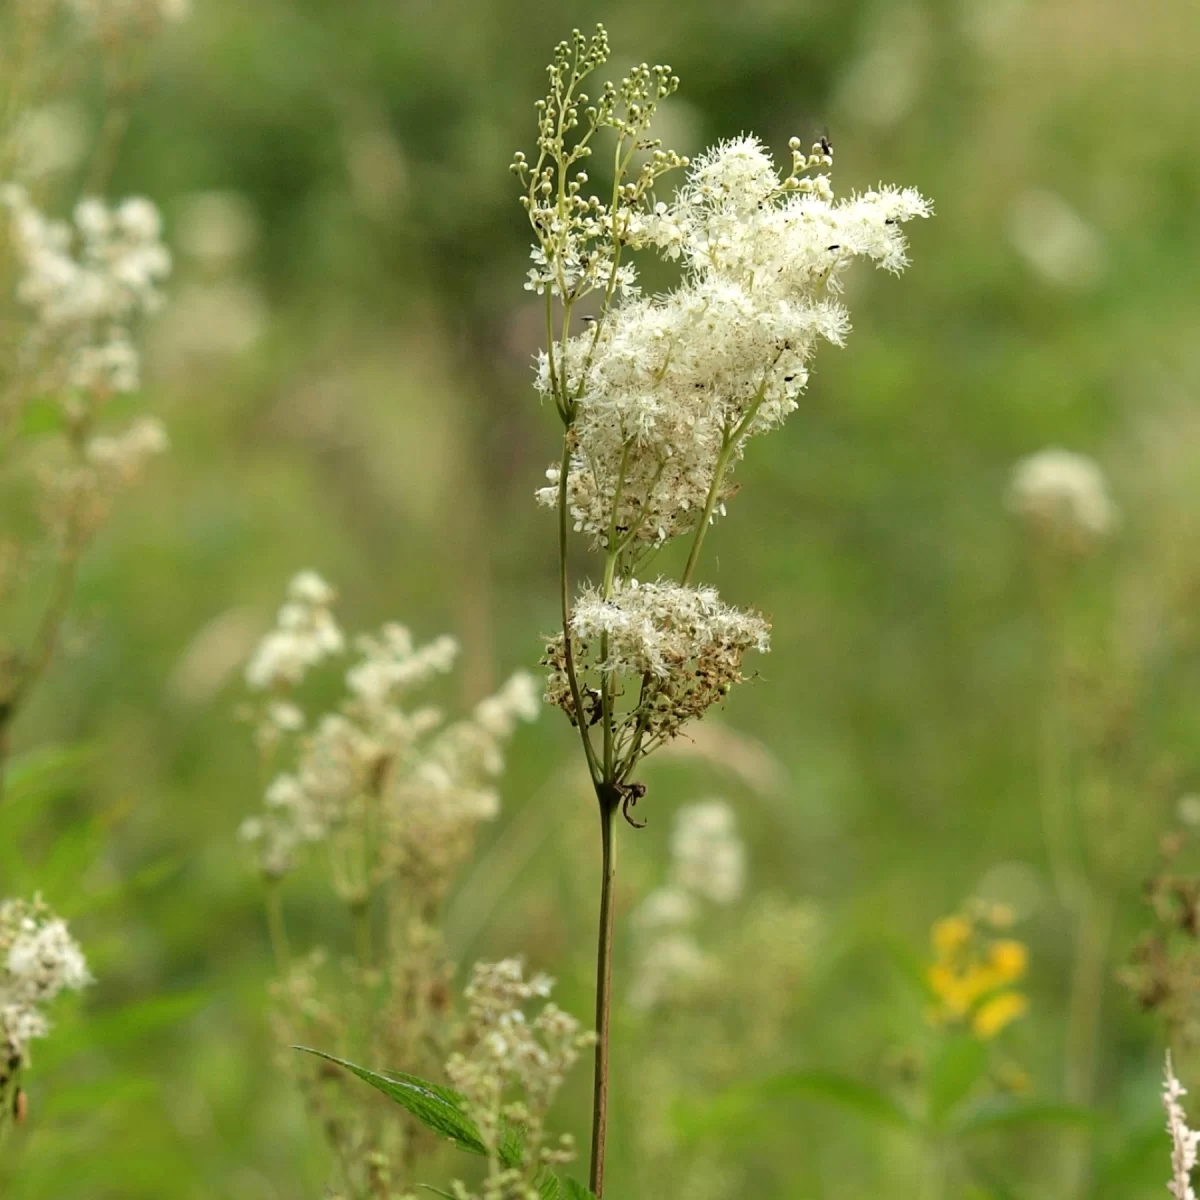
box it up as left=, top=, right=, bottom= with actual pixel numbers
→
left=263, top=877, right=290, bottom=973
left=918, top=1135, right=946, bottom=1200
left=1034, top=552, right=1110, bottom=1198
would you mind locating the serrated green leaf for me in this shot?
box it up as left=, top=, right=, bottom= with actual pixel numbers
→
left=295, top=1047, right=488, bottom=1157
left=538, top=1172, right=562, bottom=1200
left=927, top=1035, right=988, bottom=1127
left=561, top=1179, right=597, bottom=1200
left=498, top=1119, right=528, bottom=1170
left=954, top=1096, right=1098, bottom=1135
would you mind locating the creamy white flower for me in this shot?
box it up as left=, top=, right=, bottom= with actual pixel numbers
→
left=1007, top=447, right=1116, bottom=547
left=570, top=578, right=769, bottom=681
left=345, top=625, right=457, bottom=713
left=1165, top=1053, right=1199, bottom=1200
left=628, top=931, right=710, bottom=1011
left=535, top=138, right=931, bottom=547
left=86, top=416, right=169, bottom=481
left=240, top=576, right=538, bottom=880
left=244, top=572, right=344, bottom=691
left=1, top=898, right=91, bottom=1063
left=670, top=800, right=745, bottom=905
left=2, top=186, right=171, bottom=396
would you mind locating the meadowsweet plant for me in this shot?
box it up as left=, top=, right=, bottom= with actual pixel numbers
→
left=512, top=24, right=930, bottom=1191
left=240, top=573, right=563, bottom=1197
left=0, top=896, right=90, bottom=1145
left=0, top=0, right=179, bottom=784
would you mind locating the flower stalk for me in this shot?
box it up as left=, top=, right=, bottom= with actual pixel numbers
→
left=518, top=25, right=929, bottom=1192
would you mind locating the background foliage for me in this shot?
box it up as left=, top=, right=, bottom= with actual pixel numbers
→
left=5, top=0, right=1200, bottom=1195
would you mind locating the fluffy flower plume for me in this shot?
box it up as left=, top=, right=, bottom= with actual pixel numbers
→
left=545, top=579, right=769, bottom=750
left=518, top=33, right=928, bottom=804
left=445, top=959, right=593, bottom=1179
left=1007, top=447, right=1116, bottom=551
left=532, top=134, right=930, bottom=548
left=1166, top=1053, right=1200, bottom=1200
left=2, top=187, right=171, bottom=396
left=1, top=897, right=91, bottom=1065
left=240, top=574, right=538, bottom=882
left=244, top=571, right=345, bottom=692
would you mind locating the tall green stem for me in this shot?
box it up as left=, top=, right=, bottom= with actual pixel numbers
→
left=588, top=793, right=618, bottom=1196
left=263, top=877, right=290, bottom=973
left=681, top=428, right=735, bottom=588
left=558, top=440, right=600, bottom=782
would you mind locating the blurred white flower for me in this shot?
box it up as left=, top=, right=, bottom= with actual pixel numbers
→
left=1165, top=1053, right=1200, bottom=1200
left=244, top=571, right=344, bottom=691
left=1, top=897, right=91, bottom=1065
left=2, top=186, right=171, bottom=395
left=1007, top=447, right=1116, bottom=548
left=671, top=800, right=745, bottom=905
left=1009, top=189, right=1104, bottom=289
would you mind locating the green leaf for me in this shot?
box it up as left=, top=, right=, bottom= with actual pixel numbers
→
left=498, top=1119, right=528, bottom=1170
left=294, top=1047, right=488, bottom=1157
left=538, top=1172, right=562, bottom=1200
left=418, top=1188, right=458, bottom=1199
left=927, top=1035, right=988, bottom=1127
left=954, top=1097, right=1098, bottom=1135
left=561, top=1180, right=598, bottom=1200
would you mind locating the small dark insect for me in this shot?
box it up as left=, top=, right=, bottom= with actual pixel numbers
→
left=827, top=244, right=840, bottom=251
left=581, top=314, right=597, bottom=323
left=819, top=134, right=833, bottom=157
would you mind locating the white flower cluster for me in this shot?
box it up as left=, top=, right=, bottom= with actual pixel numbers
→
left=629, top=800, right=745, bottom=1009
left=446, top=959, right=592, bottom=1165
left=1, top=897, right=91, bottom=1066
left=1165, top=1053, right=1200, bottom=1200
left=239, top=574, right=538, bottom=881
left=571, top=578, right=770, bottom=681
left=546, top=578, right=769, bottom=746
left=85, top=415, right=169, bottom=483
left=1007, top=446, right=1116, bottom=551
left=2, top=187, right=171, bottom=396
left=244, top=571, right=345, bottom=692
left=670, top=799, right=745, bottom=905
left=534, top=135, right=930, bottom=548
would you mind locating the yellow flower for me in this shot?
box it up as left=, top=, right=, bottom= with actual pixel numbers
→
left=988, top=939, right=1028, bottom=984
left=932, top=915, right=972, bottom=957
left=971, top=990, right=1028, bottom=1039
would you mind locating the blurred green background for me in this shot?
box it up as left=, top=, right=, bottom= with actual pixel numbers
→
left=5, top=0, right=1200, bottom=1195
